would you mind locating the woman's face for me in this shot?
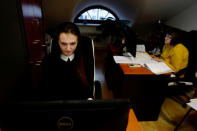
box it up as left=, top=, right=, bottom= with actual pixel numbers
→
left=164, top=34, right=172, bottom=45
left=58, top=32, right=78, bottom=56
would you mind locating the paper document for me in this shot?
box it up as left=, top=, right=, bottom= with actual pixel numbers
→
left=144, top=61, right=174, bottom=75
left=136, top=44, right=145, bottom=52
left=134, top=52, right=152, bottom=65
left=187, top=98, right=197, bottom=111
left=113, top=56, right=134, bottom=64
left=113, top=52, right=174, bottom=75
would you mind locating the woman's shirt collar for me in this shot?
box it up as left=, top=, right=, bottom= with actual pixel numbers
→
left=60, top=53, right=75, bottom=62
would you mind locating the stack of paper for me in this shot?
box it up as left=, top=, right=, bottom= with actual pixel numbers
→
left=113, top=56, right=134, bottom=64
left=136, top=44, right=146, bottom=52
left=187, top=98, right=197, bottom=111
left=135, top=52, right=152, bottom=65
left=113, top=52, right=174, bottom=75
left=144, top=61, right=174, bottom=75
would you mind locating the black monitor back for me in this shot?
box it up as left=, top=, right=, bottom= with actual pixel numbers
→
left=0, top=99, right=130, bottom=131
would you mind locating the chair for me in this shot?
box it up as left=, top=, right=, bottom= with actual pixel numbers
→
left=80, top=36, right=102, bottom=99
left=165, top=31, right=197, bottom=130
left=174, top=90, right=197, bottom=131
left=50, top=35, right=102, bottom=99
left=167, top=30, right=197, bottom=106
left=164, top=31, right=197, bottom=131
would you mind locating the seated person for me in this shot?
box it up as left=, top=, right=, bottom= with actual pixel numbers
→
left=120, top=28, right=137, bottom=57
left=147, top=34, right=161, bottom=56
left=152, top=30, right=189, bottom=76
left=40, top=22, right=93, bottom=100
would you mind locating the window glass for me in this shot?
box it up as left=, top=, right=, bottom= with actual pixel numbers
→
left=79, top=12, right=91, bottom=20
left=87, top=9, right=97, bottom=20
left=98, top=9, right=108, bottom=20
left=75, top=7, right=118, bottom=24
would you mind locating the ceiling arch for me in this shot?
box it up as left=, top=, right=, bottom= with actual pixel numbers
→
left=71, top=0, right=139, bottom=26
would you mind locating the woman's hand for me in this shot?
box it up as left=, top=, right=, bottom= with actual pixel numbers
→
left=150, top=55, right=156, bottom=58
left=151, top=55, right=163, bottom=62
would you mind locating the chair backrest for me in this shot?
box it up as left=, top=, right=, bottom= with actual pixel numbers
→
left=80, top=36, right=95, bottom=97
left=182, top=31, right=197, bottom=81
left=176, top=30, right=197, bottom=81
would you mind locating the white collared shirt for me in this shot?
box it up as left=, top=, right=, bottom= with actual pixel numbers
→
left=60, top=53, right=75, bottom=62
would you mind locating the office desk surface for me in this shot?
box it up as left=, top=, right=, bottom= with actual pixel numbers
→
left=120, top=64, right=153, bottom=75
left=126, top=109, right=142, bottom=131
left=120, top=64, right=172, bottom=75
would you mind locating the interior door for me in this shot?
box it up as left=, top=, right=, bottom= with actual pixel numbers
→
left=21, top=0, right=46, bottom=88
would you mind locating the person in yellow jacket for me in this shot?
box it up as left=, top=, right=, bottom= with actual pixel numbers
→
left=152, top=31, right=189, bottom=74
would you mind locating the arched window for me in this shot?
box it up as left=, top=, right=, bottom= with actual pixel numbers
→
left=74, top=5, right=119, bottom=24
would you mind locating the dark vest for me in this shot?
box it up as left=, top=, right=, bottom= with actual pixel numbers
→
left=40, top=55, right=90, bottom=100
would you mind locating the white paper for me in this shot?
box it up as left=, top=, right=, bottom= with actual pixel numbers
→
left=113, top=56, right=134, bottom=64
left=187, top=98, right=197, bottom=111
left=144, top=61, right=174, bottom=75
left=113, top=52, right=174, bottom=75
left=134, top=52, right=152, bottom=65
left=136, top=44, right=145, bottom=52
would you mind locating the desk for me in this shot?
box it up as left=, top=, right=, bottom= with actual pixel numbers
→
left=120, top=64, right=153, bottom=75
left=105, top=44, right=170, bottom=121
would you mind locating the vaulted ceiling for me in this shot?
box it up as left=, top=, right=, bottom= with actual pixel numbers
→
left=42, top=0, right=196, bottom=29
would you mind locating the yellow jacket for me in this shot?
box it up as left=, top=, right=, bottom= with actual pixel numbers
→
left=161, top=43, right=189, bottom=73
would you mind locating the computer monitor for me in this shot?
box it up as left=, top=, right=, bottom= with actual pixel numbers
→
left=0, top=99, right=131, bottom=131
left=123, top=25, right=137, bottom=57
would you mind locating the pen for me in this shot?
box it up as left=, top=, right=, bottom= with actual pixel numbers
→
left=128, top=64, right=141, bottom=67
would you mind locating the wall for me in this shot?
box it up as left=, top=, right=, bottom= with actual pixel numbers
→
left=165, top=1, right=197, bottom=32
left=42, top=0, right=78, bottom=29
left=42, top=0, right=196, bottom=33
left=78, top=25, right=101, bottom=37
left=1, top=0, right=29, bottom=100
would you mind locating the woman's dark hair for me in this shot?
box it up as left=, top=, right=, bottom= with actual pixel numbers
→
left=166, top=30, right=181, bottom=46
left=52, top=22, right=81, bottom=55
left=57, top=22, right=81, bottom=41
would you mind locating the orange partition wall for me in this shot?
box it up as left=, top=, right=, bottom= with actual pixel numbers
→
left=126, top=109, right=142, bottom=131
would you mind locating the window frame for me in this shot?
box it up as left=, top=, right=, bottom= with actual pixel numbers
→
left=74, top=5, right=119, bottom=24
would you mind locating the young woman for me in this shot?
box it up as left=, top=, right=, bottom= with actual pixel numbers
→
left=152, top=31, right=189, bottom=74
left=41, top=22, right=93, bottom=100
